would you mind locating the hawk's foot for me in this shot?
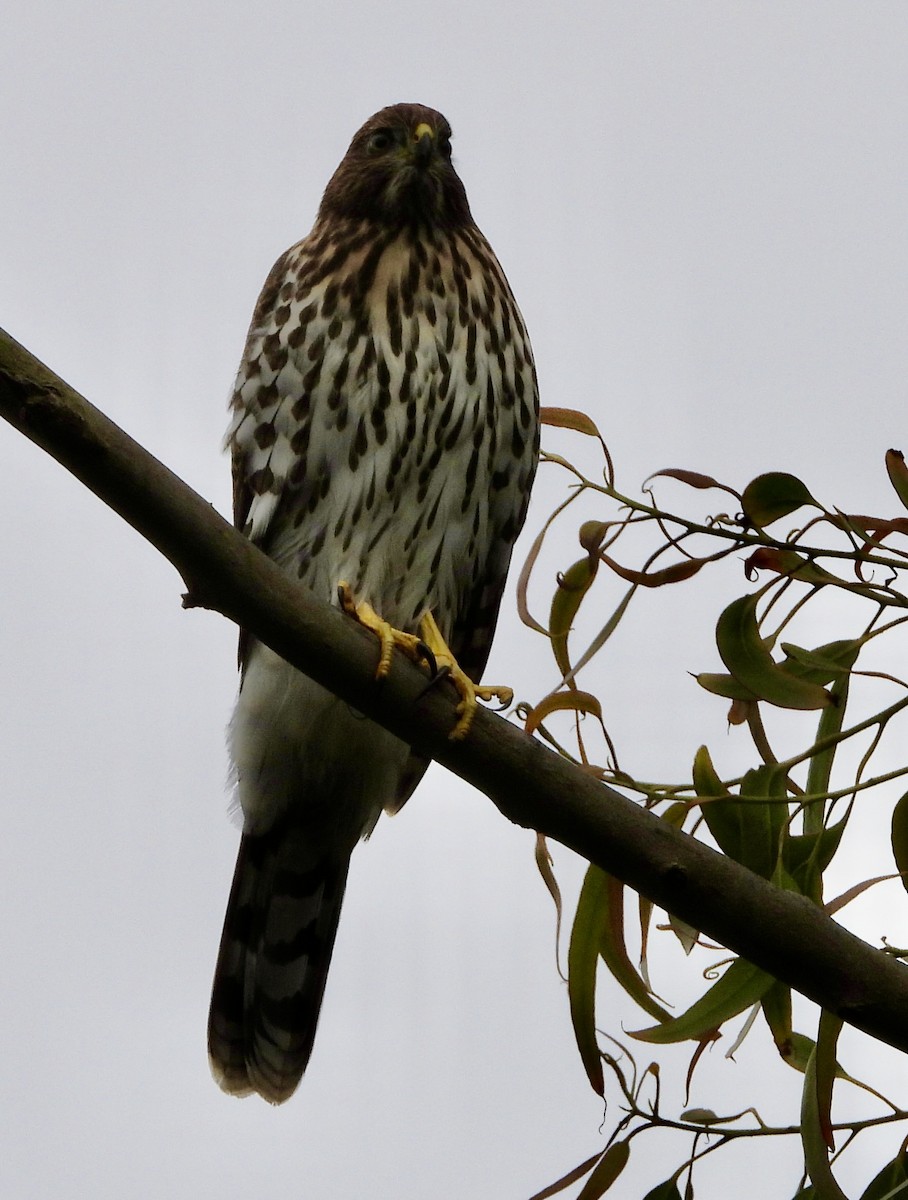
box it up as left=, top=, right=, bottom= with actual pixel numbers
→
left=338, top=583, right=429, bottom=680
left=418, top=611, right=514, bottom=741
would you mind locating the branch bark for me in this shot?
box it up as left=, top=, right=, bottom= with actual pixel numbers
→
left=3, top=325, right=908, bottom=1055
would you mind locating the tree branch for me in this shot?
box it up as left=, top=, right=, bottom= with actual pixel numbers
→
left=3, top=325, right=908, bottom=1054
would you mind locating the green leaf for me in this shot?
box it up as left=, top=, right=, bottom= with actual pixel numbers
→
left=692, top=744, right=725, bottom=798
left=630, top=957, right=775, bottom=1043
left=886, top=449, right=908, bottom=514
left=891, top=791, right=908, bottom=895
left=568, top=866, right=607, bottom=1095
left=575, top=1142, right=630, bottom=1200
left=642, top=1180, right=683, bottom=1200
left=695, top=672, right=757, bottom=700
left=549, top=556, right=598, bottom=677
left=858, top=1147, right=908, bottom=1199
left=598, top=872, right=672, bottom=1023
left=741, top=472, right=819, bottom=528
left=681, top=1108, right=720, bottom=1124
left=716, top=595, right=831, bottom=710
left=801, top=1013, right=847, bottom=1200
left=667, top=912, right=699, bottom=955
left=779, top=640, right=861, bottom=685
left=696, top=755, right=789, bottom=879
left=761, top=981, right=794, bottom=1058
left=780, top=1031, right=855, bottom=1080
left=804, top=668, right=852, bottom=842
left=784, top=818, right=846, bottom=900
left=786, top=1033, right=823, bottom=1075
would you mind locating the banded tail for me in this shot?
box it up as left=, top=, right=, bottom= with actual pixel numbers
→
left=208, top=819, right=349, bottom=1104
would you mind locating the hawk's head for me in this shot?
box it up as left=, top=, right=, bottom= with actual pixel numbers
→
left=319, top=103, right=473, bottom=229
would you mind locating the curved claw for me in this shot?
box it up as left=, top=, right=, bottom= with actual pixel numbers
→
left=417, top=641, right=438, bottom=677
left=338, top=582, right=431, bottom=680
left=418, top=612, right=515, bottom=740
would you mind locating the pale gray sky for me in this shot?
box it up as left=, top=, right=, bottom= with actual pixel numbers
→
left=3, top=3, right=908, bottom=1197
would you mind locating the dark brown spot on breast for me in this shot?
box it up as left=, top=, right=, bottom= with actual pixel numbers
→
left=249, top=466, right=275, bottom=495
left=386, top=280, right=402, bottom=357
left=256, top=379, right=279, bottom=407
left=290, top=424, right=310, bottom=453
left=253, top=422, right=276, bottom=449
left=321, top=281, right=340, bottom=318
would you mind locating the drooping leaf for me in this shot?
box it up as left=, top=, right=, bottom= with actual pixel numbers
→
left=526, top=1151, right=606, bottom=1200
left=567, top=866, right=607, bottom=1095
left=761, top=980, right=794, bottom=1060
left=804, top=668, right=852, bottom=841
left=549, top=555, right=599, bottom=677
left=784, top=818, right=846, bottom=901
left=885, top=448, right=908, bottom=514
left=667, top=912, right=700, bottom=955
left=716, top=594, right=831, bottom=710
left=599, top=552, right=706, bottom=587
left=891, top=791, right=908, bottom=895
left=816, top=1027, right=850, bottom=1187
left=788, top=1033, right=822, bottom=1074
left=857, top=1146, right=908, bottom=1199
left=516, top=520, right=554, bottom=635
left=699, top=764, right=789, bottom=879
left=575, top=1142, right=631, bottom=1200
left=694, top=748, right=789, bottom=878
left=598, top=873, right=671, bottom=1022
left=524, top=690, right=603, bottom=735
left=534, top=834, right=563, bottom=976
left=800, top=1013, right=846, bottom=1199
left=557, top=584, right=637, bottom=685
left=780, top=1031, right=856, bottom=1080
left=630, top=957, right=775, bottom=1044
left=642, top=1181, right=683, bottom=1200
left=741, top=472, right=819, bottom=528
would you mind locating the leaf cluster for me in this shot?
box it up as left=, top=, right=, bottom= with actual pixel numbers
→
left=524, top=415, right=908, bottom=1199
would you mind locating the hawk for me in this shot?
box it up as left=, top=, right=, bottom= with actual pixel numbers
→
left=209, top=103, right=539, bottom=1103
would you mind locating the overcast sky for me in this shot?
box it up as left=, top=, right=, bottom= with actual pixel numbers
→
left=3, top=3, right=908, bottom=1198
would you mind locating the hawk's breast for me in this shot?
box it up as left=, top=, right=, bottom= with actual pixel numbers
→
left=228, top=221, right=538, bottom=640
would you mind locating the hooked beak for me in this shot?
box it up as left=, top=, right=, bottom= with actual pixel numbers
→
left=412, top=121, right=435, bottom=165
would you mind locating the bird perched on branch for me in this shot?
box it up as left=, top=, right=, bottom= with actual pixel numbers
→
left=209, top=102, right=539, bottom=1103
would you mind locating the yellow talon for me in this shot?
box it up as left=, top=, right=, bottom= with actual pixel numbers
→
left=418, top=612, right=514, bottom=740
left=338, top=582, right=425, bottom=679
left=338, top=586, right=513, bottom=739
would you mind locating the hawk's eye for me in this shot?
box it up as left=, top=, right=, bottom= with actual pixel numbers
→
left=438, top=133, right=452, bottom=158
left=367, top=129, right=394, bottom=154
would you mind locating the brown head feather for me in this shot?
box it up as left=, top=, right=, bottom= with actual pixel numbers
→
left=319, top=103, right=473, bottom=229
